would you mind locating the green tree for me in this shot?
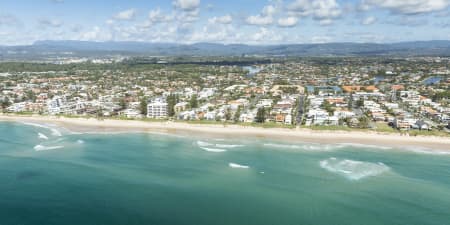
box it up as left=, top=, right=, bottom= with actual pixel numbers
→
left=25, top=90, right=36, bottom=102
left=1, top=97, right=11, bottom=111
left=356, top=98, right=364, bottom=108
left=140, top=97, right=148, bottom=115
left=225, top=108, right=232, bottom=121
left=255, top=107, right=266, bottom=123
left=96, top=107, right=104, bottom=118
left=348, top=93, right=353, bottom=110
left=321, top=100, right=335, bottom=116
left=119, top=98, right=127, bottom=110
left=234, top=106, right=242, bottom=123
left=358, top=116, right=370, bottom=129
left=167, top=94, right=177, bottom=117
left=189, top=94, right=198, bottom=109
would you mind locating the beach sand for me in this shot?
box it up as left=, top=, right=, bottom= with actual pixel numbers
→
left=1, top=114, right=449, bottom=151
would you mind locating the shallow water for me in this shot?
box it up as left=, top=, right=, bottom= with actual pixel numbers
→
left=1, top=121, right=450, bottom=225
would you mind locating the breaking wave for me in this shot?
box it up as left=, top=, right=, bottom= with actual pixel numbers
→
left=34, top=144, right=64, bottom=151
left=339, top=143, right=393, bottom=150
left=264, top=143, right=344, bottom=151
left=197, top=140, right=244, bottom=149
left=200, top=147, right=227, bottom=153
left=76, top=140, right=85, bottom=144
left=21, top=122, right=50, bottom=129
left=229, top=163, right=250, bottom=169
left=215, top=144, right=245, bottom=148
left=403, top=147, right=450, bottom=155
left=197, top=141, right=213, bottom=147
left=320, top=158, right=390, bottom=180
left=50, top=128, right=62, bottom=137
left=38, top=133, right=49, bottom=140
left=264, top=142, right=394, bottom=151
left=22, top=122, right=62, bottom=137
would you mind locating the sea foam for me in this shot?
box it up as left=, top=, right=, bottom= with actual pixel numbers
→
left=197, top=140, right=244, bottom=149
left=264, top=143, right=344, bottom=151
left=197, top=141, right=213, bottom=147
left=38, top=133, right=49, bottom=140
left=200, top=147, right=227, bottom=153
left=215, top=144, right=245, bottom=148
left=22, top=122, right=62, bottom=136
left=34, top=144, right=64, bottom=151
left=50, top=128, right=62, bottom=137
left=229, top=163, right=250, bottom=169
left=320, top=158, right=390, bottom=180
left=403, top=147, right=450, bottom=155
left=264, top=142, right=394, bottom=152
left=339, top=143, right=393, bottom=150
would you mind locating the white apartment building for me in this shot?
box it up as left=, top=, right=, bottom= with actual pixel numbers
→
left=47, top=96, right=67, bottom=115
left=147, top=98, right=168, bottom=119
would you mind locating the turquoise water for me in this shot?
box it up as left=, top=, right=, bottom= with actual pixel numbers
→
left=1, top=121, right=450, bottom=225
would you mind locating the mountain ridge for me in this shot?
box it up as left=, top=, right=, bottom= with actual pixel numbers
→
left=1, top=40, right=450, bottom=59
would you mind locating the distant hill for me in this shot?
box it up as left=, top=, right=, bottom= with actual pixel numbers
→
left=1, top=40, right=450, bottom=60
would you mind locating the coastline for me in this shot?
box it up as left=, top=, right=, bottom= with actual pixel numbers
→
left=1, top=114, right=449, bottom=151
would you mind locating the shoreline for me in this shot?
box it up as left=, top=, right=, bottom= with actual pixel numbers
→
left=1, top=114, right=449, bottom=151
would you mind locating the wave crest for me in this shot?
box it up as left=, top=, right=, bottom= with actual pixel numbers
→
left=38, top=133, right=49, bottom=140
left=34, top=144, right=64, bottom=151
left=229, top=163, right=250, bottom=169
left=197, top=140, right=244, bottom=149
left=264, top=143, right=344, bottom=151
left=22, top=122, right=62, bottom=137
left=320, top=158, right=390, bottom=180
left=200, top=147, right=227, bottom=153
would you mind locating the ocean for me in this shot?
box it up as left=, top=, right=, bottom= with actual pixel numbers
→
left=1, top=121, right=450, bottom=225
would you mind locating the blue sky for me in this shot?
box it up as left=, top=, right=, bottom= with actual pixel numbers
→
left=0, top=0, right=449, bottom=45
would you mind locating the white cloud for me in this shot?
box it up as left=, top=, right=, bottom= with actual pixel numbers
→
left=251, top=27, right=283, bottom=43
left=148, top=8, right=175, bottom=24
left=246, top=15, right=274, bottom=25
left=361, top=0, right=450, bottom=14
left=173, top=0, right=201, bottom=11
left=319, top=19, right=333, bottom=25
left=277, top=17, right=298, bottom=27
left=189, top=24, right=238, bottom=43
left=177, top=8, right=200, bottom=23
left=106, top=19, right=115, bottom=25
left=38, top=18, right=63, bottom=28
left=208, top=15, right=233, bottom=24
left=262, top=5, right=277, bottom=16
left=288, top=0, right=342, bottom=25
left=0, top=14, right=21, bottom=27
left=311, top=36, right=332, bottom=43
left=246, top=4, right=278, bottom=25
left=113, top=9, right=136, bottom=20
left=80, top=26, right=112, bottom=41
left=362, top=16, right=377, bottom=25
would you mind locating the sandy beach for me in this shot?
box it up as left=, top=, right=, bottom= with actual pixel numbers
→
left=1, top=114, right=449, bottom=151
